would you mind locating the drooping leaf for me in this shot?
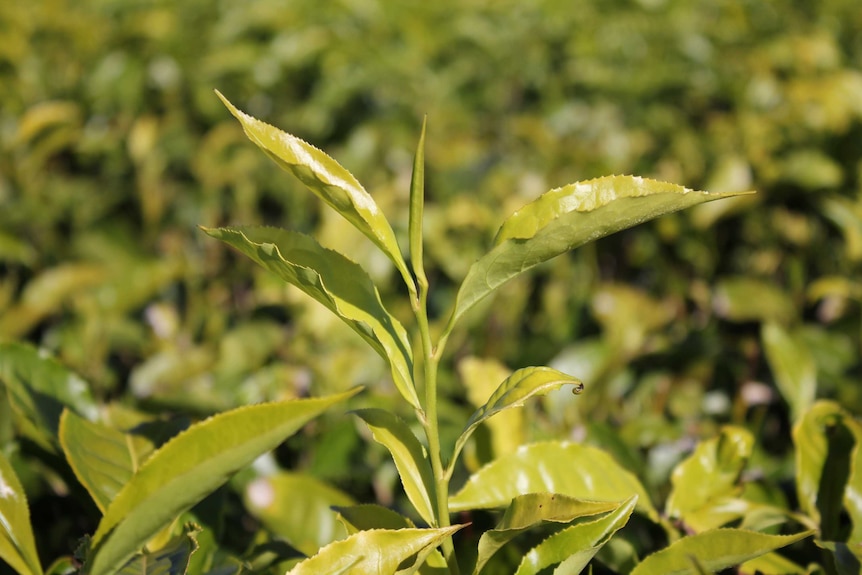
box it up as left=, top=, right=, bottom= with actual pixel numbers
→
left=762, top=322, right=817, bottom=422
left=449, top=176, right=749, bottom=325
left=474, top=493, right=621, bottom=575
left=87, top=388, right=359, bottom=575
left=0, top=450, right=43, bottom=575
left=243, top=472, right=354, bottom=557
left=665, top=426, right=754, bottom=532
left=284, top=526, right=463, bottom=575
left=453, top=366, right=583, bottom=464
left=203, top=226, right=418, bottom=409
left=459, top=357, right=522, bottom=461
left=352, top=409, right=436, bottom=526
left=450, top=441, right=659, bottom=522
left=630, top=529, right=814, bottom=575
left=113, top=523, right=200, bottom=575
left=59, top=410, right=137, bottom=513
left=0, top=342, right=98, bottom=452
left=793, top=401, right=862, bottom=543
left=215, top=91, right=413, bottom=289
left=514, top=495, right=637, bottom=575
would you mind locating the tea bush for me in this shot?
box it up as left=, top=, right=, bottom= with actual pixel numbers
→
left=1, top=0, right=861, bottom=573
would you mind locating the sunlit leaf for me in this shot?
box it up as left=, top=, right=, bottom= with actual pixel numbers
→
left=630, top=529, right=814, bottom=575
left=203, top=225, right=418, bottom=409
left=215, top=91, right=413, bottom=288
left=459, top=357, right=522, bottom=461
left=474, top=493, right=621, bottom=574
left=353, top=409, right=436, bottom=526
left=88, top=388, right=360, bottom=575
left=738, top=551, right=807, bottom=575
left=514, top=495, right=637, bottom=575
left=0, top=342, right=98, bottom=452
left=59, top=410, right=137, bottom=513
left=762, top=322, right=817, bottom=422
left=665, top=426, right=754, bottom=532
left=450, top=176, right=748, bottom=325
left=450, top=441, right=659, bottom=521
left=335, top=505, right=448, bottom=574
left=284, top=525, right=463, bottom=575
left=409, top=117, right=428, bottom=284
left=0, top=450, right=43, bottom=575
left=453, top=366, right=583, bottom=464
left=244, top=472, right=354, bottom=557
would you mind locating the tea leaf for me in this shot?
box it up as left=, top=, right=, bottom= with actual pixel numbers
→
left=450, top=441, right=659, bottom=521
left=0, top=342, right=98, bottom=452
left=285, top=525, right=463, bottom=575
left=114, top=523, right=200, bottom=575
left=0, top=450, right=43, bottom=575
left=353, top=409, right=437, bottom=527
left=665, top=426, right=754, bottom=532
left=450, top=176, right=749, bottom=324
left=203, top=225, right=418, bottom=409
left=474, top=493, right=621, bottom=574
left=762, top=322, right=817, bottom=422
left=59, top=411, right=137, bottom=513
left=243, top=472, right=354, bottom=557
left=453, top=366, right=583, bottom=464
left=514, top=495, right=637, bottom=575
left=630, top=529, right=814, bottom=575
left=409, top=117, right=428, bottom=284
left=215, top=91, right=414, bottom=289
left=87, top=388, right=359, bottom=575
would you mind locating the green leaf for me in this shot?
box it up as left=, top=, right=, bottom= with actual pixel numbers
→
left=514, top=495, right=637, bottom=575
left=352, top=409, right=436, bottom=526
left=474, top=493, right=621, bottom=575
left=202, top=226, right=418, bottom=409
left=453, top=367, right=584, bottom=464
left=450, top=176, right=749, bottom=325
left=215, top=91, right=413, bottom=289
left=629, top=529, right=814, bottom=575
left=0, top=450, right=43, bottom=575
left=243, top=472, right=354, bottom=557
left=114, top=523, right=200, bottom=575
left=738, top=551, right=807, bottom=575
left=284, top=525, right=463, bottom=575
left=793, top=401, right=859, bottom=539
left=87, top=388, right=359, bottom=575
left=665, top=426, right=754, bottom=532
left=713, top=277, right=796, bottom=324
left=762, top=322, right=817, bottom=422
left=450, top=441, right=659, bottom=522
left=409, top=117, right=428, bottom=284
left=0, top=342, right=98, bottom=452
left=335, top=505, right=448, bottom=574
left=59, top=410, right=137, bottom=513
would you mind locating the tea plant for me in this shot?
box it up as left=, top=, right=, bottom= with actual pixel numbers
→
left=3, top=91, right=861, bottom=574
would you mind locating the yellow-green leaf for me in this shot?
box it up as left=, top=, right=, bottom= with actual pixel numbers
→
left=630, top=529, right=814, bottom=575
left=450, top=441, right=659, bottom=522
left=0, top=450, right=43, bottom=575
left=285, top=526, right=463, bottom=575
left=450, top=176, right=749, bottom=325
left=514, top=495, right=637, bottom=575
left=353, top=409, right=436, bottom=526
left=88, top=388, right=359, bottom=575
left=244, top=472, right=354, bottom=557
left=215, top=91, right=413, bottom=289
left=453, top=366, right=583, bottom=465
left=665, top=426, right=754, bottom=532
left=474, top=493, right=621, bottom=575
left=762, top=322, right=817, bottom=422
left=0, top=342, right=98, bottom=452
left=203, top=225, right=418, bottom=409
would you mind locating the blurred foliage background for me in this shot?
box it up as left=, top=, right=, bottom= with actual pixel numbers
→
left=1, top=0, right=861, bottom=564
